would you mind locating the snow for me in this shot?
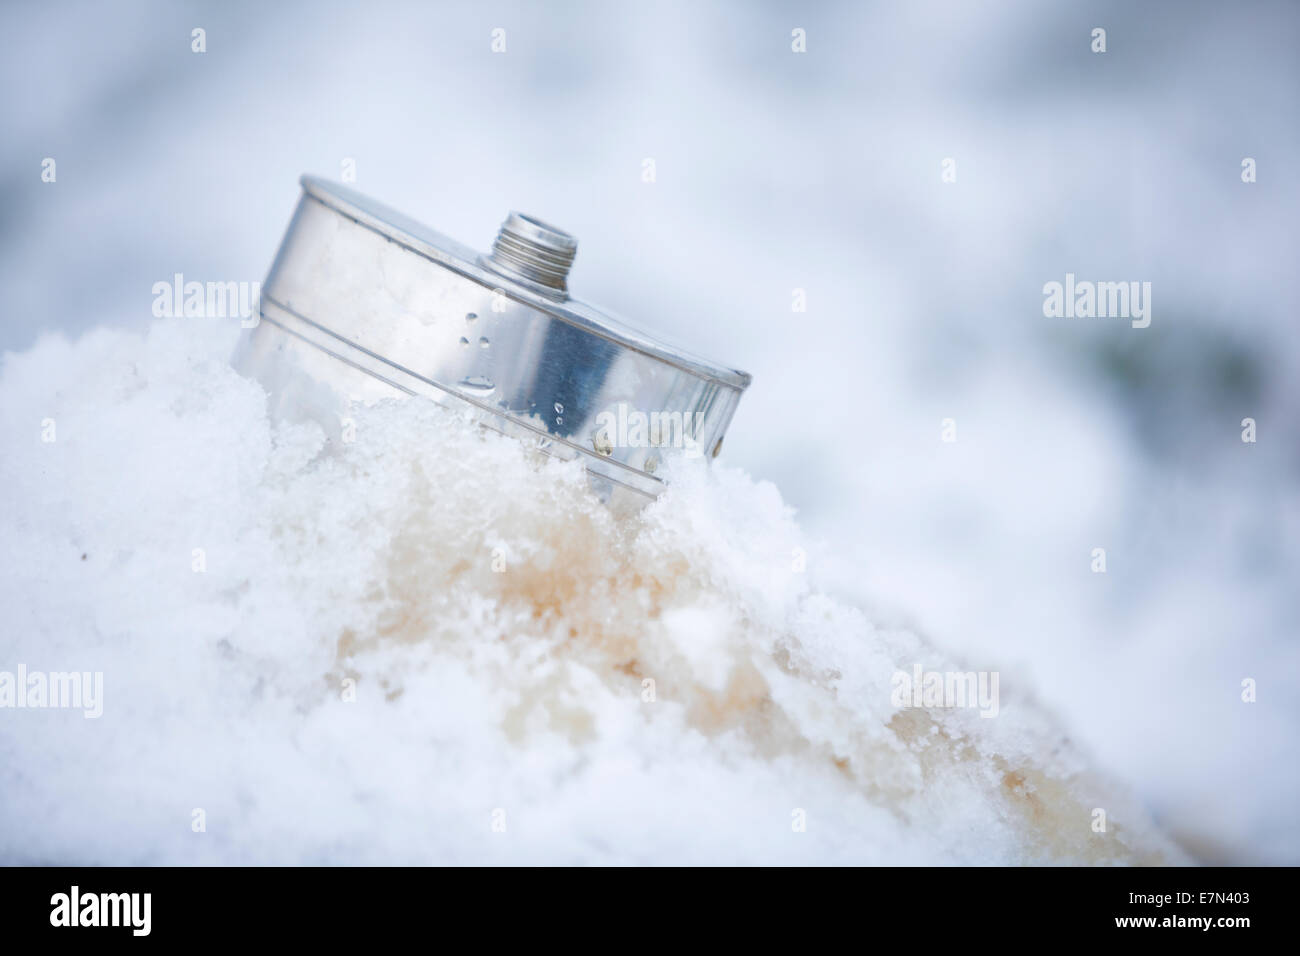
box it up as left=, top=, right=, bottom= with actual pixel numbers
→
left=0, top=318, right=1183, bottom=864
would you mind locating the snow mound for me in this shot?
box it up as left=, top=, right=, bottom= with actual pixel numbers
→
left=0, top=319, right=1182, bottom=864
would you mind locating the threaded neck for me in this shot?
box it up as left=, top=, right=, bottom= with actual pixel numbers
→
left=487, top=212, right=577, bottom=295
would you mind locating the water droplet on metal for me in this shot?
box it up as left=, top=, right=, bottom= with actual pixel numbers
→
left=458, top=375, right=495, bottom=395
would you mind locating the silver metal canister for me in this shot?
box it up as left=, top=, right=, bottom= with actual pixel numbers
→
left=233, top=176, right=751, bottom=508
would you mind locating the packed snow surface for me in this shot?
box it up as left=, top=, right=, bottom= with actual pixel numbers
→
left=0, top=320, right=1182, bottom=864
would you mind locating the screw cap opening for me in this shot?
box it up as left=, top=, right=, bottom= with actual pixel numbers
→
left=487, top=212, right=577, bottom=295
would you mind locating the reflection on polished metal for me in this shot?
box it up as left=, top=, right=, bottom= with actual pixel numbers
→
left=232, top=176, right=752, bottom=507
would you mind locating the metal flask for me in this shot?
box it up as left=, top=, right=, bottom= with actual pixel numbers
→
left=233, top=176, right=751, bottom=509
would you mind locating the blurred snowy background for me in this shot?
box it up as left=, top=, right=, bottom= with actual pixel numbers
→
left=1, top=0, right=1297, bottom=863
